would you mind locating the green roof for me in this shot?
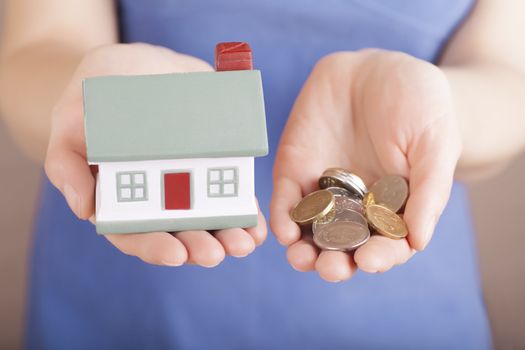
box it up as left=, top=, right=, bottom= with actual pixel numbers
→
left=83, top=70, right=268, bottom=163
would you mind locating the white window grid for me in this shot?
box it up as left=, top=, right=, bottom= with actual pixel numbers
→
left=116, top=171, right=148, bottom=202
left=207, top=167, right=238, bottom=197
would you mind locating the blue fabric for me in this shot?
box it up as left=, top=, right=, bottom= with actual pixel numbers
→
left=27, top=1, right=492, bottom=349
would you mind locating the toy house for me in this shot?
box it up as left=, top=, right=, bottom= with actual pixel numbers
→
left=83, top=42, right=268, bottom=234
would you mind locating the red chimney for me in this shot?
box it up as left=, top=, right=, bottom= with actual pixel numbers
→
left=215, top=42, right=253, bottom=71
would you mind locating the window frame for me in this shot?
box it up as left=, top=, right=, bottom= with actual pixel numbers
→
left=207, top=167, right=238, bottom=198
left=116, top=171, right=148, bottom=202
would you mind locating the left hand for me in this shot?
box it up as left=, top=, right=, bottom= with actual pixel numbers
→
left=270, top=49, right=461, bottom=282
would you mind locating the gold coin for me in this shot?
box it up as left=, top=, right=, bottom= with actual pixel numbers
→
left=314, top=206, right=336, bottom=225
left=365, top=204, right=408, bottom=239
left=290, top=190, right=335, bottom=225
left=369, top=175, right=408, bottom=213
left=363, top=192, right=375, bottom=208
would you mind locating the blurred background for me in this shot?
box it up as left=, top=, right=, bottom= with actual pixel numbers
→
left=1, top=10, right=525, bottom=350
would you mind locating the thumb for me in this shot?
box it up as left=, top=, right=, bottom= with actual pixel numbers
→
left=404, top=119, right=461, bottom=251
left=45, top=141, right=95, bottom=220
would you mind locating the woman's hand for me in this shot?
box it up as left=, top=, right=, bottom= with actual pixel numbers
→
left=270, top=50, right=461, bottom=282
left=45, top=43, right=267, bottom=267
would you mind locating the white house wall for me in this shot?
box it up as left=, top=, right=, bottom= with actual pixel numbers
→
left=96, top=157, right=256, bottom=222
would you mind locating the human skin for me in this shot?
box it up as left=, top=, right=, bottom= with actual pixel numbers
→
left=1, top=0, right=525, bottom=277
left=270, top=50, right=459, bottom=280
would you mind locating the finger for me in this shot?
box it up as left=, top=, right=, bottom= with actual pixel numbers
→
left=269, top=177, right=303, bottom=246
left=175, top=231, right=225, bottom=267
left=105, top=232, right=188, bottom=266
left=45, top=146, right=95, bottom=220
left=214, top=228, right=255, bottom=258
left=315, top=250, right=357, bottom=282
left=353, top=235, right=414, bottom=273
left=244, top=199, right=267, bottom=246
left=404, top=120, right=460, bottom=250
left=287, top=238, right=319, bottom=272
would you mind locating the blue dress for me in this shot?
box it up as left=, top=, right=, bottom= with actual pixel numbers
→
left=27, top=1, right=492, bottom=349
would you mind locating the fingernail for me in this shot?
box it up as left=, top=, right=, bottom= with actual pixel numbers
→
left=162, top=259, right=184, bottom=267
left=64, top=184, right=80, bottom=217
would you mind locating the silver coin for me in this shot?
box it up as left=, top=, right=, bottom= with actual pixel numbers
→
left=344, top=172, right=367, bottom=197
left=313, top=207, right=368, bottom=235
left=313, top=220, right=370, bottom=251
left=325, top=186, right=353, bottom=197
left=325, top=186, right=364, bottom=213
left=335, top=195, right=364, bottom=215
left=319, top=168, right=367, bottom=198
left=319, top=175, right=349, bottom=192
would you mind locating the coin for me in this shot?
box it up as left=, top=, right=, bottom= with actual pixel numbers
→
left=363, top=192, right=375, bottom=208
left=369, top=175, right=408, bottom=213
left=319, top=168, right=367, bottom=197
left=344, top=172, right=367, bottom=197
left=335, top=195, right=364, bottom=214
left=313, top=208, right=368, bottom=235
left=365, top=204, right=408, bottom=239
left=313, top=220, right=370, bottom=251
left=319, top=174, right=349, bottom=191
left=314, top=206, right=336, bottom=225
left=290, top=189, right=335, bottom=225
left=325, top=186, right=364, bottom=214
left=336, top=208, right=368, bottom=226
left=319, top=168, right=367, bottom=198
left=325, top=186, right=353, bottom=197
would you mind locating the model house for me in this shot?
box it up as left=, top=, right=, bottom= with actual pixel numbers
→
left=83, top=42, right=268, bottom=234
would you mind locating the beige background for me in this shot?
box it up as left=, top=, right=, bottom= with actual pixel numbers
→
left=1, top=123, right=525, bottom=349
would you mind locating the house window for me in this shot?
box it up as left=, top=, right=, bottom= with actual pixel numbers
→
left=208, top=167, right=238, bottom=197
left=116, top=172, right=148, bottom=202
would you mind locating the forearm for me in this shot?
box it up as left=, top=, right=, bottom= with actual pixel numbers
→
left=0, top=42, right=83, bottom=161
left=442, top=63, right=525, bottom=173
left=437, top=0, right=525, bottom=177
left=0, top=0, right=117, bottom=162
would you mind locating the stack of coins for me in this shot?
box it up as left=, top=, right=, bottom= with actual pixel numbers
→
left=364, top=175, right=409, bottom=240
left=290, top=168, right=409, bottom=252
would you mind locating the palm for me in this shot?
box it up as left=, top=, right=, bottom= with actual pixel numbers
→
left=46, top=44, right=267, bottom=267
left=270, top=50, right=461, bottom=281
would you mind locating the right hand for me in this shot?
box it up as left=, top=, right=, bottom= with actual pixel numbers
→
left=270, top=50, right=461, bottom=282
left=45, top=43, right=267, bottom=267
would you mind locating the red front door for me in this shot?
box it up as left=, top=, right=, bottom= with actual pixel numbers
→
left=164, top=172, right=191, bottom=210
